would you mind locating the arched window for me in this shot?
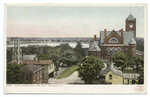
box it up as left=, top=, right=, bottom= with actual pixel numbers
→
left=117, top=48, right=121, bottom=52
left=132, top=48, right=135, bottom=55
left=107, top=48, right=110, bottom=55
left=125, top=48, right=128, bottom=54
left=109, top=37, right=119, bottom=43
left=112, top=48, right=115, bottom=55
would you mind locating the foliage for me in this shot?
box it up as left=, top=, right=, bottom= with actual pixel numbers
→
left=55, top=65, right=59, bottom=71
left=7, top=62, right=24, bottom=84
left=113, top=52, right=128, bottom=72
left=37, top=54, right=48, bottom=60
left=92, top=79, right=111, bottom=84
left=56, top=65, right=79, bottom=79
left=57, top=43, right=72, bottom=52
left=48, top=48, right=61, bottom=65
left=127, top=55, right=137, bottom=71
left=106, top=62, right=111, bottom=67
left=74, top=42, right=86, bottom=57
left=60, top=49, right=78, bottom=66
left=136, top=56, right=144, bottom=84
left=136, top=44, right=144, bottom=52
left=77, top=55, right=104, bottom=84
left=7, top=49, right=12, bottom=64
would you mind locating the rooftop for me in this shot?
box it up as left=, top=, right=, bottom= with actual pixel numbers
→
left=22, top=64, right=43, bottom=74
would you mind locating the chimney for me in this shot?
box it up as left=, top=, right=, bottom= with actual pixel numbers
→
left=94, top=35, right=96, bottom=41
left=121, top=29, right=123, bottom=38
left=104, top=29, right=107, bottom=38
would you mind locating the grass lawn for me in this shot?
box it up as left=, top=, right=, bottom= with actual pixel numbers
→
left=118, top=69, right=136, bottom=73
left=56, top=65, right=79, bottom=79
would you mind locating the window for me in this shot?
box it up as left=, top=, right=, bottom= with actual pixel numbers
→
left=109, top=75, right=112, bottom=79
left=37, top=72, right=39, bottom=79
left=25, top=75, right=28, bottom=81
left=109, top=37, right=119, bottom=43
left=92, top=52, right=96, bottom=55
left=125, top=48, right=128, bottom=54
left=117, top=48, right=121, bottom=52
left=98, top=52, right=100, bottom=55
left=107, top=48, right=110, bottom=55
left=112, top=48, right=115, bottom=55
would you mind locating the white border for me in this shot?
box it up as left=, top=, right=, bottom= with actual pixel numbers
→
left=1, top=2, right=148, bottom=95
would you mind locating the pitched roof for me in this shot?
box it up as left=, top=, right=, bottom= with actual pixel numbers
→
left=100, top=30, right=135, bottom=45
left=9, top=59, right=53, bottom=65
left=127, top=14, right=135, bottom=20
left=99, top=65, right=140, bottom=79
left=22, top=64, right=43, bottom=74
left=99, top=65, right=123, bottom=76
left=88, top=41, right=101, bottom=51
left=22, top=55, right=38, bottom=60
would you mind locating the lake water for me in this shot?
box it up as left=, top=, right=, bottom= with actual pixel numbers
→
left=7, top=42, right=90, bottom=48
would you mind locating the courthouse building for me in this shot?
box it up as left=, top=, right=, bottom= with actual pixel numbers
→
left=88, top=13, right=137, bottom=61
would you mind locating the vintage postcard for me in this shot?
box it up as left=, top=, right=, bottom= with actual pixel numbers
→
left=4, top=3, right=147, bottom=94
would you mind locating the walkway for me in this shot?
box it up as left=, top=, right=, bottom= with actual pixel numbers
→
left=48, top=71, right=84, bottom=84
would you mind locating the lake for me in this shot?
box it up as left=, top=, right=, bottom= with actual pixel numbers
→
left=7, top=42, right=90, bottom=48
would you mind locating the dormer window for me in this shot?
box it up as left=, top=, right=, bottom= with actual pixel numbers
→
left=109, top=37, right=119, bottom=43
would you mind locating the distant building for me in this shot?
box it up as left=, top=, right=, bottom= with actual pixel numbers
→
left=22, top=55, right=38, bottom=60
left=21, top=64, right=44, bottom=84
left=9, top=59, right=54, bottom=83
left=88, top=13, right=137, bottom=62
left=99, top=65, right=140, bottom=84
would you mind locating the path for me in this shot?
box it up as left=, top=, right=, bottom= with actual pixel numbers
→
left=48, top=71, right=84, bottom=84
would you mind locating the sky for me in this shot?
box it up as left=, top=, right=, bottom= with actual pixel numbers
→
left=6, top=5, right=145, bottom=38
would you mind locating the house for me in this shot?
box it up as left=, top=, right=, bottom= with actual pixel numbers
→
left=99, top=65, right=140, bottom=84
left=9, top=59, right=54, bottom=83
left=22, top=54, right=38, bottom=60
left=21, top=64, right=44, bottom=84
left=88, top=13, right=137, bottom=62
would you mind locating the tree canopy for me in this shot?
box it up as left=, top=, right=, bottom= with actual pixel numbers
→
left=113, top=52, right=128, bottom=72
left=74, top=42, right=86, bottom=57
left=7, top=63, right=24, bottom=84
left=60, top=49, right=78, bottom=66
left=77, top=55, right=104, bottom=84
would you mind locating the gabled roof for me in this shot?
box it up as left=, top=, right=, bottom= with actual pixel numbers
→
left=100, top=30, right=135, bottom=45
left=88, top=41, right=101, bottom=51
left=99, top=65, right=140, bottom=79
left=22, top=64, right=43, bottom=74
left=127, top=14, right=135, bottom=20
left=99, top=65, right=123, bottom=76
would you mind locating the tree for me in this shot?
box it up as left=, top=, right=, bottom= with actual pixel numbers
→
left=77, top=55, right=104, bottom=84
left=7, top=63, right=24, bottom=84
left=135, top=56, right=144, bottom=84
left=7, top=49, right=12, bottom=64
left=48, top=48, right=61, bottom=65
left=113, top=52, right=128, bottom=72
left=127, top=55, right=136, bottom=71
left=74, top=42, right=86, bottom=57
left=57, top=43, right=72, bottom=52
left=37, top=54, right=48, bottom=60
left=60, top=49, right=78, bottom=66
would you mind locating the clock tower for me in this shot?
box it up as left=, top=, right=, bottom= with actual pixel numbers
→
left=126, top=14, right=136, bottom=40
